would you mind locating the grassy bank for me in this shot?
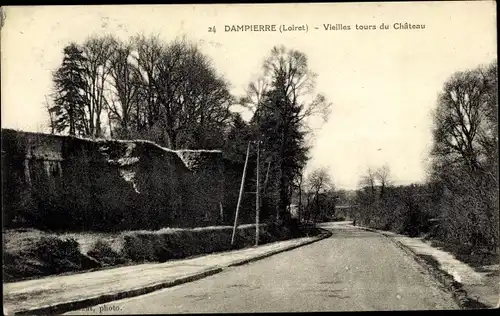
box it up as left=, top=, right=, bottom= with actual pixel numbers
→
left=3, top=221, right=319, bottom=283
left=423, top=238, right=499, bottom=270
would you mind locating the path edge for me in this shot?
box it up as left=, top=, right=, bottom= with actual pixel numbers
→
left=228, top=228, right=332, bottom=267
left=356, top=226, right=493, bottom=310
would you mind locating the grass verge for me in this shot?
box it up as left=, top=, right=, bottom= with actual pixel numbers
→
left=416, top=254, right=492, bottom=309
left=3, top=221, right=316, bottom=283
left=425, top=239, right=499, bottom=269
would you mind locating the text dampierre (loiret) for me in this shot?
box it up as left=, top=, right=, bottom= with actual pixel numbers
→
left=215, top=22, right=425, bottom=33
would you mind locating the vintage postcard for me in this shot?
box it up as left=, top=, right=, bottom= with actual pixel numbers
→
left=1, top=2, right=498, bottom=314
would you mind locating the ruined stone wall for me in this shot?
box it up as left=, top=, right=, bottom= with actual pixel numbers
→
left=2, top=129, right=236, bottom=231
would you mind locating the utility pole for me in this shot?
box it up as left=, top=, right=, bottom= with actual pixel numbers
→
left=263, top=161, right=271, bottom=192
left=255, top=140, right=260, bottom=246
left=298, top=173, right=303, bottom=222
left=231, top=141, right=251, bottom=246
left=254, top=101, right=263, bottom=246
left=219, top=201, right=224, bottom=223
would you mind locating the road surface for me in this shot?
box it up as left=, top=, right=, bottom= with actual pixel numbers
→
left=66, top=222, right=458, bottom=313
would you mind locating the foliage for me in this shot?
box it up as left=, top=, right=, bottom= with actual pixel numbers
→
left=48, top=34, right=234, bottom=149
left=353, top=61, right=498, bottom=253
left=355, top=182, right=436, bottom=236
left=121, top=224, right=300, bottom=263
left=299, top=167, right=335, bottom=223
left=429, top=61, right=498, bottom=250
left=43, top=39, right=333, bottom=232
left=87, top=239, right=127, bottom=266
left=3, top=235, right=100, bottom=282
left=3, top=223, right=314, bottom=282
left=237, top=45, right=331, bottom=222
left=50, top=43, right=88, bottom=136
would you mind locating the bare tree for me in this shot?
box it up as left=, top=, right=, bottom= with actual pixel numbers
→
left=306, top=167, right=334, bottom=223
left=239, top=76, right=269, bottom=113
left=80, top=35, right=116, bottom=138
left=98, top=34, right=234, bottom=148
left=376, top=164, right=391, bottom=199
left=130, top=34, right=164, bottom=135
left=148, top=37, right=233, bottom=149
left=430, top=61, right=498, bottom=251
left=107, top=39, right=141, bottom=139
left=242, top=46, right=331, bottom=122
left=431, top=64, right=496, bottom=173
left=179, top=43, right=234, bottom=148
left=44, top=95, right=56, bottom=134
left=360, top=167, right=377, bottom=199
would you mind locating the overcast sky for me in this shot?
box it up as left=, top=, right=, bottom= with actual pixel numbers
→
left=1, top=2, right=497, bottom=190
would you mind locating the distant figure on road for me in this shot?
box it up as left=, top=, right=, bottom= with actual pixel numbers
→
left=353, top=219, right=356, bottom=226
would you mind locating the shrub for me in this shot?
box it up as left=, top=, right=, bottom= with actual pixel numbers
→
left=122, top=234, right=156, bottom=262
left=118, top=223, right=303, bottom=264
left=29, top=236, right=100, bottom=274
left=151, top=234, right=175, bottom=262
left=3, top=251, right=46, bottom=282
left=31, top=237, right=80, bottom=273
left=88, top=239, right=127, bottom=266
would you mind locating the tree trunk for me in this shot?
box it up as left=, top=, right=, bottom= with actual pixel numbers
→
left=315, top=191, right=320, bottom=223
left=277, top=119, right=289, bottom=221
left=68, top=106, right=75, bottom=136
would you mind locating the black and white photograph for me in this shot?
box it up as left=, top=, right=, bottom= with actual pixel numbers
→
left=1, top=2, right=499, bottom=314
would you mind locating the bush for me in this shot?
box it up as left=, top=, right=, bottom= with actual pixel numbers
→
left=151, top=234, right=176, bottom=262
left=122, top=234, right=156, bottom=262
left=355, top=184, right=439, bottom=238
left=28, top=236, right=100, bottom=274
left=3, top=251, right=46, bottom=282
left=87, top=239, right=127, bottom=266
left=31, top=237, right=80, bottom=273
left=121, top=224, right=300, bottom=263
left=4, top=223, right=305, bottom=282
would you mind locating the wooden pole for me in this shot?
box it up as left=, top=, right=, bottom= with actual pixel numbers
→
left=219, top=201, right=224, bottom=223
left=231, top=141, right=251, bottom=246
left=263, top=161, right=271, bottom=193
left=255, top=141, right=260, bottom=246
left=298, top=173, right=302, bottom=222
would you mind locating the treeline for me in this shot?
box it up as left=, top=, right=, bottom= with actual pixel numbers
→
left=47, top=34, right=233, bottom=150
left=354, top=178, right=442, bottom=237
left=46, top=34, right=331, bottom=226
left=354, top=61, right=499, bottom=252
left=295, top=167, right=337, bottom=223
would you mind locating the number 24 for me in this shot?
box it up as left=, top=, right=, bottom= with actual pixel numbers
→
left=208, top=26, right=216, bottom=33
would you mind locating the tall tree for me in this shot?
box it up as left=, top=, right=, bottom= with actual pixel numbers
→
left=177, top=41, right=234, bottom=149
left=80, top=35, right=116, bottom=138
left=242, top=45, right=331, bottom=220
left=306, top=167, right=334, bottom=223
left=223, top=113, right=254, bottom=162
left=130, top=36, right=234, bottom=149
left=360, top=167, right=377, bottom=200
left=431, top=63, right=497, bottom=173
left=430, top=61, right=498, bottom=249
left=50, top=43, right=87, bottom=136
left=376, top=164, right=391, bottom=199
left=48, top=34, right=235, bottom=147
left=107, top=40, right=141, bottom=139
left=130, top=34, right=164, bottom=136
